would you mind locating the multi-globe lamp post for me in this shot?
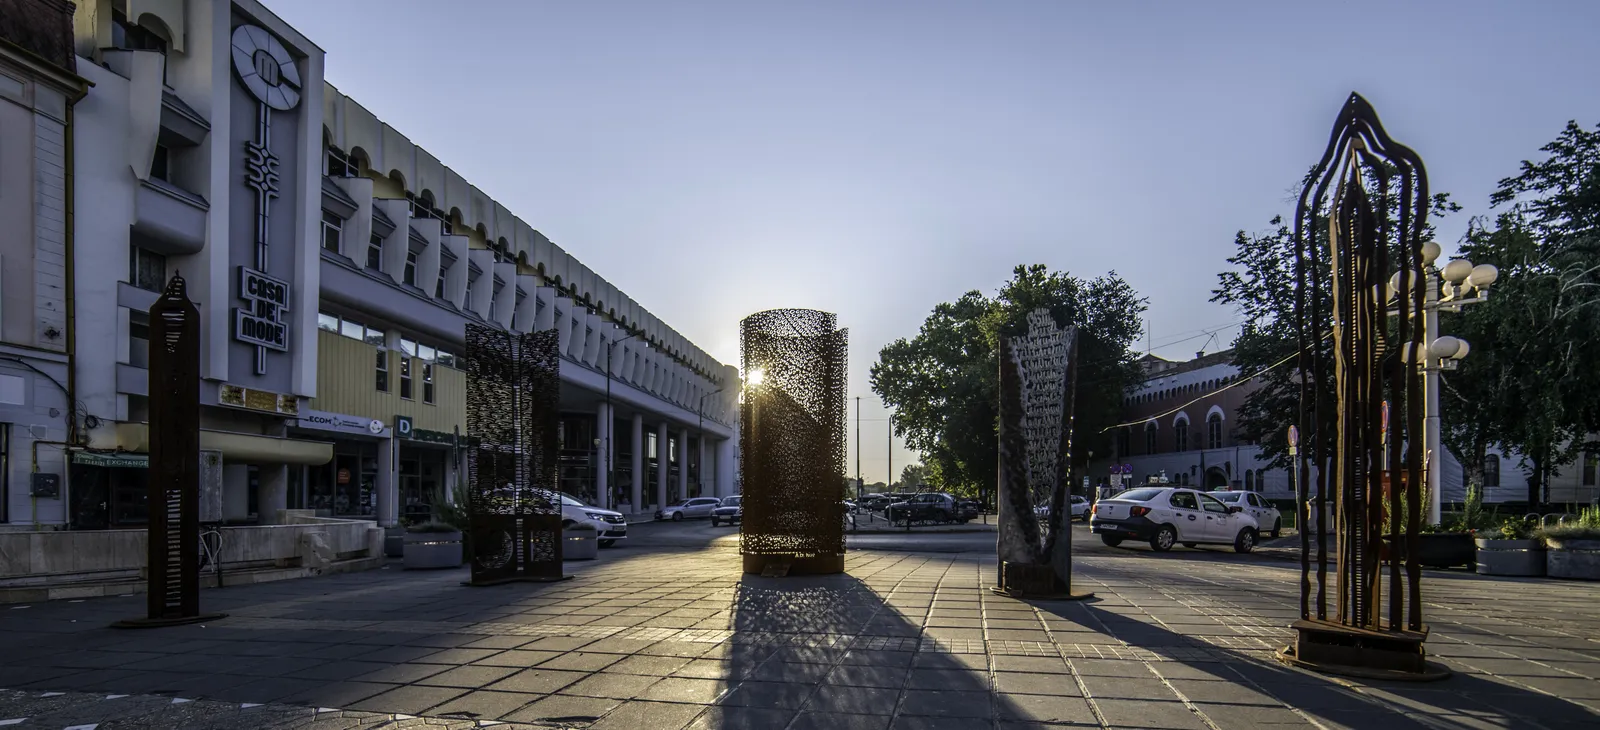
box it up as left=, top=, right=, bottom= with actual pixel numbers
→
left=1388, top=240, right=1499, bottom=525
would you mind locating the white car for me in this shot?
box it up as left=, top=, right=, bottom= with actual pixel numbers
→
left=1070, top=495, right=1091, bottom=521
left=1211, top=491, right=1282, bottom=538
left=1090, top=486, right=1260, bottom=553
left=658, top=496, right=722, bottom=521
left=548, top=491, right=627, bottom=548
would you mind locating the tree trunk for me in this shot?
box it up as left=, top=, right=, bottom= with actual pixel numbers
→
left=1465, top=439, right=1487, bottom=520
left=1527, top=454, right=1542, bottom=512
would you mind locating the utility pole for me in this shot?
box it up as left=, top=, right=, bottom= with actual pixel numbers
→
left=855, top=397, right=862, bottom=500
left=887, top=411, right=892, bottom=492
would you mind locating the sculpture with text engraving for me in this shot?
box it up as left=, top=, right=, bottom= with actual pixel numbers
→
left=463, top=324, right=566, bottom=585
left=993, top=309, right=1091, bottom=599
left=740, top=309, right=848, bottom=576
left=1277, top=93, right=1446, bottom=680
left=113, top=275, right=226, bottom=628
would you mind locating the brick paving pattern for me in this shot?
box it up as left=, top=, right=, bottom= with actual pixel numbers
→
left=0, top=543, right=1595, bottom=728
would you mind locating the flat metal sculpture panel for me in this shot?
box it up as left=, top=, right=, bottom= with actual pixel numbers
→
left=114, top=275, right=225, bottom=628
left=994, top=310, right=1089, bottom=599
left=1279, top=93, right=1443, bottom=679
left=739, top=309, right=847, bottom=575
left=464, top=324, right=565, bottom=585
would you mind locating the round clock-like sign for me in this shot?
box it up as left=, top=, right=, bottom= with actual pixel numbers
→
left=368, top=419, right=384, bottom=435
left=230, top=24, right=301, bottom=111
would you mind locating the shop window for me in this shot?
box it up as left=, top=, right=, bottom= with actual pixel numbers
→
left=403, top=250, right=418, bottom=286
left=366, top=234, right=383, bottom=270
left=129, top=246, right=166, bottom=292
left=399, top=355, right=413, bottom=399
left=321, top=211, right=342, bottom=253
left=375, top=349, right=389, bottom=392
left=423, top=362, right=436, bottom=404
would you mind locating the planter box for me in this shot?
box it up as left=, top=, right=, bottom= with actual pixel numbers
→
left=1546, top=539, right=1600, bottom=581
left=1383, top=533, right=1475, bottom=569
left=1475, top=538, right=1545, bottom=576
left=403, top=531, right=463, bottom=569
left=566, top=524, right=598, bottom=561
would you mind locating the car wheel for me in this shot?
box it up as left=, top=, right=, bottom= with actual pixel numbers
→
left=672, top=512, right=683, bottom=522
left=1271, top=519, right=1282, bottom=539
left=599, top=539, right=615, bottom=548
left=1101, top=534, right=1124, bottom=547
left=710, top=518, right=719, bottom=527
left=1182, top=542, right=1197, bottom=549
left=1150, top=525, right=1177, bottom=552
left=1234, top=528, right=1256, bottom=553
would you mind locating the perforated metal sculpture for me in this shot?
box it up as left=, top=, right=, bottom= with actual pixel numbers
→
left=1278, top=93, right=1445, bottom=679
left=113, top=275, right=225, bottom=628
left=739, top=309, right=848, bottom=576
left=993, top=310, right=1090, bottom=599
left=464, top=324, right=566, bottom=585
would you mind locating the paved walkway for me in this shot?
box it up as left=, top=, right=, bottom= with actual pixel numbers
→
left=0, top=541, right=1595, bottom=729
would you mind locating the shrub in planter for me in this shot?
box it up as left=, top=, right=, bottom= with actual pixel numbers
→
left=404, top=521, right=464, bottom=569
left=1475, top=517, right=1545, bottom=576
left=1540, top=507, right=1600, bottom=581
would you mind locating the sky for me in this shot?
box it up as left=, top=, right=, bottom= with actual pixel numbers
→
left=269, top=0, right=1600, bottom=485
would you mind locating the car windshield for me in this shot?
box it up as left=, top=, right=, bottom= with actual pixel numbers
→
left=560, top=494, right=585, bottom=507
left=722, top=497, right=741, bottom=506
left=1213, top=492, right=1243, bottom=503
left=1114, top=487, right=1164, bottom=502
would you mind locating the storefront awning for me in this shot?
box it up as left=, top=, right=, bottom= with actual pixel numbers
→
left=71, top=452, right=150, bottom=468
left=113, top=423, right=334, bottom=465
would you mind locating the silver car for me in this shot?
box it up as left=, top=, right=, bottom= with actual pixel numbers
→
left=1211, top=491, right=1282, bottom=538
left=658, top=496, right=722, bottom=521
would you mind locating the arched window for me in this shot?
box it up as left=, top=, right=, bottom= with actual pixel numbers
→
left=1174, top=420, right=1189, bottom=452
left=1207, top=413, right=1224, bottom=450
left=1483, top=455, right=1500, bottom=487
left=1145, top=423, right=1158, bottom=454
left=1117, top=427, right=1131, bottom=457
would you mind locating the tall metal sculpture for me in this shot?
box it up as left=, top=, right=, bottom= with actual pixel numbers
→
left=1278, top=93, right=1445, bottom=679
left=113, top=275, right=225, bottom=628
left=993, top=310, right=1091, bottom=599
left=463, top=324, right=566, bottom=585
left=740, top=309, right=847, bottom=576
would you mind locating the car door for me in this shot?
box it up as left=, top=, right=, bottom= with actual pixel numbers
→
left=693, top=498, right=717, bottom=517
left=1165, top=490, right=1204, bottom=541
left=1250, top=493, right=1278, bottom=526
left=1198, top=493, right=1234, bottom=541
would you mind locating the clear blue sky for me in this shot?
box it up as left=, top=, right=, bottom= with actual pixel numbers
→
left=270, top=0, right=1600, bottom=484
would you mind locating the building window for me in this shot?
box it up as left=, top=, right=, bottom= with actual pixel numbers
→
left=423, top=362, right=435, bottom=404
left=317, top=312, right=339, bottom=332
left=1245, top=470, right=1255, bottom=491
left=366, top=234, right=383, bottom=270
left=1483, top=455, right=1500, bottom=487
left=129, top=246, right=166, bottom=292
left=1174, top=420, right=1188, bottom=452
left=1583, top=451, right=1597, bottom=487
left=321, top=211, right=342, bottom=254
left=327, top=146, right=357, bottom=177
left=399, top=355, right=413, bottom=399
left=436, top=270, right=446, bottom=299
left=1117, top=427, right=1131, bottom=458
left=150, top=144, right=171, bottom=181
left=1207, top=413, right=1224, bottom=450
left=1145, top=423, right=1157, bottom=455
left=403, top=250, right=418, bottom=286
left=375, top=350, right=389, bottom=392
left=0, top=423, right=8, bottom=523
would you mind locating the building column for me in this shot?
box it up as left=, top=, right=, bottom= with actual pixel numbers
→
left=258, top=463, right=289, bottom=524
left=676, top=428, right=689, bottom=504
left=717, top=437, right=737, bottom=496
left=595, top=401, right=611, bottom=509
left=377, top=436, right=397, bottom=527
left=698, top=436, right=710, bottom=498
left=630, top=414, right=644, bottom=514
left=656, top=421, right=669, bottom=510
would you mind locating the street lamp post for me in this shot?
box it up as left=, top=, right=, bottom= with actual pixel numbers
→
left=697, top=387, right=724, bottom=498
left=1389, top=242, right=1498, bottom=524
left=605, top=331, right=640, bottom=511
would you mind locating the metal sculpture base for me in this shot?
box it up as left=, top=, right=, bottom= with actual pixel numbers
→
left=1276, top=619, right=1449, bottom=681
left=990, top=562, right=1094, bottom=601
left=743, top=554, right=844, bottom=576
left=111, top=612, right=227, bottom=629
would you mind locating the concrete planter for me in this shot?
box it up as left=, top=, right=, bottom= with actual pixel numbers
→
left=566, top=523, right=599, bottom=561
left=1383, top=533, right=1476, bottom=569
left=1474, top=538, right=1545, bottom=577
left=403, top=531, right=463, bottom=569
left=1546, top=539, right=1600, bottom=581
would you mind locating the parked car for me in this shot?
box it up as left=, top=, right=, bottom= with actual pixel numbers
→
left=710, top=495, right=742, bottom=527
left=1070, top=495, right=1091, bottom=521
left=657, top=497, right=722, bottom=521
left=956, top=499, right=982, bottom=520
left=1211, top=491, right=1282, bottom=538
left=544, top=490, right=627, bottom=548
left=1090, top=486, right=1259, bottom=553
left=886, top=492, right=965, bottom=525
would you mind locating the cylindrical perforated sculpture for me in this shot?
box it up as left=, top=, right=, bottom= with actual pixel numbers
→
left=739, top=309, right=848, bottom=575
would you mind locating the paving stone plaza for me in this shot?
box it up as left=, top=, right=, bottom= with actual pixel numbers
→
left=0, top=536, right=1596, bottom=729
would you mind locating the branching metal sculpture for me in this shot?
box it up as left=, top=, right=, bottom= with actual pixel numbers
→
left=994, top=310, right=1090, bottom=599
left=739, top=309, right=848, bottom=576
left=113, top=275, right=225, bottom=628
left=464, top=325, right=566, bottom=585
left=1279, top=93, right=1445, bottom=679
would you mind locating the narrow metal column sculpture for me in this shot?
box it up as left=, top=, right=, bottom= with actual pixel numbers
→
left=739, top=309, right=847, bottom=576
left=1278, top=93, right=1445, bottom=680
left=993, top=310, right=1091, bottom=599
left=113, top=275, right=225, bottom=628
left=463, top=324, right=567, bottom=585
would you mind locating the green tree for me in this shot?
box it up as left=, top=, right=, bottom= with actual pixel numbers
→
left=897, top=463, right=931, bottom=490
left=870, top=265, right=1145, bottom=503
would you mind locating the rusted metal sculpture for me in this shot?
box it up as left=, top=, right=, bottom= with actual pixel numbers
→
left=1278, top=93, right=1445, bottom=679
left=993, top=310, right=1091, bottom=599
left=739, top=309, right=848, bottom=576
left=464, top=324, right=566, bottom=585
left=113, top=275, right=225, bottom=628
